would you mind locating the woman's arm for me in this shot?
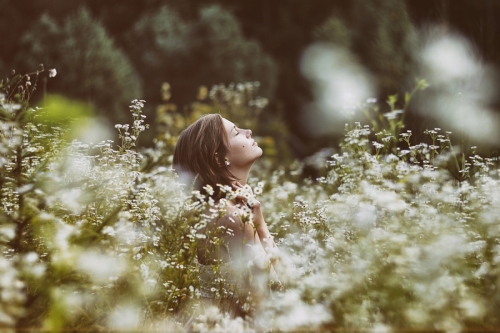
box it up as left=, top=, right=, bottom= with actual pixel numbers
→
left=231, top=183, right=281, bottom=282
left=221, top=201, right=269, bottom=265
left=249, top=207, right=281, bottom=283
left=252, top=206, right=277, bottom=251
left=232, top=182, right=278, bottom=253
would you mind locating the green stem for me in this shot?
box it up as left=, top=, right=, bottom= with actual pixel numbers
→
left=94, top=205, right=123, bottom=234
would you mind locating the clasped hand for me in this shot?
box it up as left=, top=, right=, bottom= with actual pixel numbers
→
left=231, top=181, right=262, bottom=213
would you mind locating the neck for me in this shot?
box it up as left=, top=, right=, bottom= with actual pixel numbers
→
left=228, top=165, right=251, bottom=185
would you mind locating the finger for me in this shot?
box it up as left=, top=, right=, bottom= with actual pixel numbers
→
left=235, top=197, right=248, bottom=207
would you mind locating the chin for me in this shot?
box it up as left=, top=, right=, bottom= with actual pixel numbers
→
left=249, top=149, right=263, bottom=163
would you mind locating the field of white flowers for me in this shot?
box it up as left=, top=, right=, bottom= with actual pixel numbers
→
left=2, top=35, right=500, bottom=333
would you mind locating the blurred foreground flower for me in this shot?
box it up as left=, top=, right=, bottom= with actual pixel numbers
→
left=300, top=43, right=375, bottom=136
left=417, top=31, right=500, bottom=144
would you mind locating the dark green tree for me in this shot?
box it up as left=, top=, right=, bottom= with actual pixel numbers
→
left=194, top=5, right=278, bottom=98
left=124, top=5, right=192, bottom=107
left=125, top=4, right=277, bottom=107
left=16, top=8, right=142, bottom=122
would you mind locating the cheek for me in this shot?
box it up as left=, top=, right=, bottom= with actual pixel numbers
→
left=230, top=139, right=247, bottom=153
left=237, top=145, right=247, bottom=154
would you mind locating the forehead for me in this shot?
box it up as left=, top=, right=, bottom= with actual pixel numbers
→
left=222, top=118, right=235, bottom=133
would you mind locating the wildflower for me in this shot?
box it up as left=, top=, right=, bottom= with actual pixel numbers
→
left=3, top=103, right=22, bottom=112
left=247, top=197, right=258, bottom=207
left=0, top=225, right=15, bottom=240
left=203, top=184, right=214, bottom=196
left=102, top=226, right=116, bottom=237
left=107, top=304, right=140, bottom=330
left=383, top=109, right=403, bottom=120
left=48, top=68, right=57, bottom=78
left=77, top=251, right=126, bottom=282
left=381, top=136, right=393, bottom=143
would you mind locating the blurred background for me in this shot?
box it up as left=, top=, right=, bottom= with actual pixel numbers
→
left=1, top=0, right=499, bottom=160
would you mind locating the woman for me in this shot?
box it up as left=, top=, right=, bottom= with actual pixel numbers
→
left=173, top=114, right=278, bottom=318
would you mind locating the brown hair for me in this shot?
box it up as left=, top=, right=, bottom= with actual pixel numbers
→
left=173, top=114, right=236, bottom=199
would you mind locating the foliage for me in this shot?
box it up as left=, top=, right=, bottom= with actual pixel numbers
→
left=15, top=8, right=142, bottom=122
left=254, top=124, right=500, bottom=331
left=0, top=69, right=193, bottom=330
left=123, top=5, right=192, bottom=108
left=156, top=80, right=290, bottom=163
left=125, top=4, right=278, bottom=108
left=314, top=0, right=418, bottom=95
left=2, top=66, right=500, bottom=333
left=2, top=0, right=500, bottom=162
left=194, top=5, right=277, bottom=99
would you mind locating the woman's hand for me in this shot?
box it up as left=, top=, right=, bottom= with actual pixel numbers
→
left=232, top=181, right=262, bottom=214
left=231, top=181, right=276, bottom=247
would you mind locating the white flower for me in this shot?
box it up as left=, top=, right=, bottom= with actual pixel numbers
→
left=383, top=109, right=403, bottom=120
left=0, top=225, right=15, bottom=240
left=107, top=304, right=140, bottom=330
left=23, top=252, right=39, bottom=264
left=247, top=197, right=258, bottom=207
left=48, top=68, right=57, bottom=77
left=3, top=103, right=22, bottom=112
left=77, top=251, right=126, bottom=282
left=203, top=184, right=214, bottom=196
left=102, top=226, right=116, bottom=237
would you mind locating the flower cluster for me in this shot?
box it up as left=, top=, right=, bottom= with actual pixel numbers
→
left=1, top=68, right=500, bottom=332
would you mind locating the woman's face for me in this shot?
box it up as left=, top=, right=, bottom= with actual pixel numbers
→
left=222, top=117, right=262, bottom=167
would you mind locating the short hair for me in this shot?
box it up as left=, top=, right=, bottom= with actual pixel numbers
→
left=173, top=114, right=236, bottom=199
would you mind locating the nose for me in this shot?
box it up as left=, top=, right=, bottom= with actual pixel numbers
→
left=246, top=129, right=252, bottom=138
